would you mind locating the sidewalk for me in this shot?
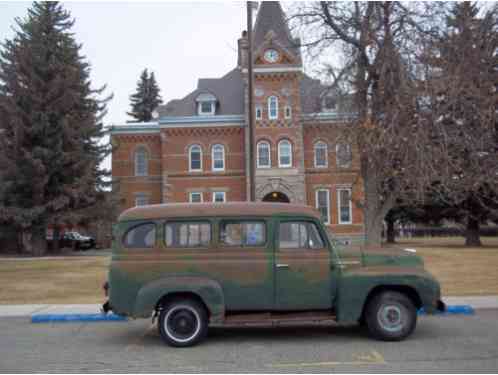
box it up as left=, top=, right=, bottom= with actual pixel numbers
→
left=0, top=296, right=497, bottom=318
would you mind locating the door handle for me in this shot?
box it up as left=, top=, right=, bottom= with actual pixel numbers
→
left=276, top=263, right=289, bottom=269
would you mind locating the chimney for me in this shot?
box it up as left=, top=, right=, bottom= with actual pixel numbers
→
left=238, top=30, right=249, bottom=69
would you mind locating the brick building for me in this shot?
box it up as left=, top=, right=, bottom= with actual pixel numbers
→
left=110, top=2, right=364, bottom=243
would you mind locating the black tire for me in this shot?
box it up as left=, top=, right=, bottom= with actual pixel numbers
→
left=365, top=291, right=417, bottom=341
left=158, top=298, right=208, bottom=347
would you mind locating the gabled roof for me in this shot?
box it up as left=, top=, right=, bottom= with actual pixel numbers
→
left=157, top=68, right=244, bottom=117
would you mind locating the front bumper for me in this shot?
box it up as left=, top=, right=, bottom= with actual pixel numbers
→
left=437, top=299, right=446, bottom=312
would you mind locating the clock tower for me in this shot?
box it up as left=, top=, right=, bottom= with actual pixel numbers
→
left=246, top=1, right=306, bottom=203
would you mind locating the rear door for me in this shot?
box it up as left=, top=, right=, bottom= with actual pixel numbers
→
left=215, top=218, right=274, bottom=311
left=274, top=218, right=332, bottom=310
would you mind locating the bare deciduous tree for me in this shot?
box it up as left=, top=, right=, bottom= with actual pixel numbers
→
left=291, top=2, right=443, bottom=245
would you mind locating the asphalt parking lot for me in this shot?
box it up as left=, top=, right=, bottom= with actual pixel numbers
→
left=1, top=310, right=498, bottom=373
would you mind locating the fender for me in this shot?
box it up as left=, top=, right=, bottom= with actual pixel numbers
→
left=133, top=276, right=225, bottom=322
left=335, top=267, right=439, bottom=323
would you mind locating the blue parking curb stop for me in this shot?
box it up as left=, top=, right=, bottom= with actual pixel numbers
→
left=418, top=304, right=475, bottom=316
left=31, top=313, right=127, bottom=323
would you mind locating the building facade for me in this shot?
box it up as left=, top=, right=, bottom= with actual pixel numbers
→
left=110, top=2, right=364, bottom=243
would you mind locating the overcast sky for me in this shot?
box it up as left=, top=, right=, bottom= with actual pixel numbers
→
left=0, top=1, right=323, bottom=171
left=0, top=2, right=250, bottom=125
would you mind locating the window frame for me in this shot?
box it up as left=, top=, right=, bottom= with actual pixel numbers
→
left=255, top=105, right=262, bottom=120
left=322, top=95, right=337, bottom=112
left=212, top=191, right=226, bottom=203
left=134, top=147, right=148, bottom=176
left=198, top=101, right=215, bottom=115
left=189, top=144, right=203, bottom=172
left=268, top=96, right=279, bottom=120
left=277, top=220, right=326, bottom=251
left=257, top=140, right=271, bottom=168
left=122, top=222, right=156, bottom=249
left=336, top=143, right=352, bottom=168
left=134, top=193, right=149, bottom=207
left=164, top=220, right=212, bottom=248
left=219, top=220, right=267, bottom=248
left=315, top=189, right=330, bottom=224
left=284, top=105, right=292, bottom=119
left=189, top=192, right=203, bottom=203
left=337, top=188, right=353, bottom=225
left=278, top=139, right=292, bottom=168
left=314, top=141, right=328, bottom=168
left=211, top=144, right=225, bottom=172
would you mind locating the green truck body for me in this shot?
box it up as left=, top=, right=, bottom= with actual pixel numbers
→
left=105, top=202, right=444, bottom=346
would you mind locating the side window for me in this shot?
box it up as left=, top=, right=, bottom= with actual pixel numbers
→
left=165, top=222, right=211, bottom=248
left=220, top=221, right=266, bottom=247
left=279, top=221, right=324, bottom=250
left=123, top=223, right=156, bottom=248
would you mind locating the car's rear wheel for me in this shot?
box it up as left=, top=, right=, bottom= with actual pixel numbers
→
left=158, top=299, right=208, bottom=347
left=365, top=291, right=417, bottom=341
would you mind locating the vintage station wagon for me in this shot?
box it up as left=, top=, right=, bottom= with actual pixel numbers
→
left=104, top=202, right=445, bottom=347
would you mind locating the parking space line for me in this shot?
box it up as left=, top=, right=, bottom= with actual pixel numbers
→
left=267, top=350, right=386, bottom=368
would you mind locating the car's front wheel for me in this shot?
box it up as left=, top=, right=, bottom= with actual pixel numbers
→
left=158, top=299, right=208, bottom=347
left=365, top=291, right=417, bottom=341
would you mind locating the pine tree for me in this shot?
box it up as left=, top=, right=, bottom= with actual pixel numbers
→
left=0, top=2, right=111, bottom=255
left=127, top=69, right=162, bottom=122
left=147, top=72, right=162, bottom=119
left=425, top=2, right=498, bottom=246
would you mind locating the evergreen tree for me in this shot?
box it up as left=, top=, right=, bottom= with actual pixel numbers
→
left=0, top=2, right=111, bottom=255
left=424, top=2, right=498, bottom=246
left=127, top=68, right=162, bottom=122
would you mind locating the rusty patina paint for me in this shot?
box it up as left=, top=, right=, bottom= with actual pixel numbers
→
left=108, top=202, right=443, bottom=325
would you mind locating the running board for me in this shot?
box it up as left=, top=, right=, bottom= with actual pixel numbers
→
left=219, top=311, right=337, bottom=326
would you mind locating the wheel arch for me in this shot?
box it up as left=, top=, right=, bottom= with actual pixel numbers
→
left=155, top=291, right=210, bottom=317
left=133, top=276, right=225, bottom=322
left=360, top=285, right=423, bottom=321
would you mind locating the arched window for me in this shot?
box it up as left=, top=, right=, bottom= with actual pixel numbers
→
left=336, top=143, right=352, bottom=168
left=211, top=144, right=225, bottom=171
left=189, top=144, right=202, bottom=172
left=134, top=147, right=148, bottom=176
left=268, top=96, right=278, bottom=120
left=314, top=141, right=328, bottom=168
left=278, top=139, right=292, bottom=168
left=257, top=141, right=271, bottom=168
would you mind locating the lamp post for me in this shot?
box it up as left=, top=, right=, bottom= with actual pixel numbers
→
left=247, top=1, right=257, bottom=201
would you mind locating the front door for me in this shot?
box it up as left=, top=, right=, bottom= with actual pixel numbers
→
left=274, top=219, right=332, bottom=310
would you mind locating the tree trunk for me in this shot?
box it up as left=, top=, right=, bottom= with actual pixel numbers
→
left=362, top=164, right=394, bottom=247
left=465, top=216, right=482, bottom=247
left=386, top=215, right=396, bottom=244
left=29, top=225, right=47, bottom=256
left=52, top=223, right=61, bottom=253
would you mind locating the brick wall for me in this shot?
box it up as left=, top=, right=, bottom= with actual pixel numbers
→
left=161, top=126, right=247, bottom=203
left=111, top=133, right=162, bottom=210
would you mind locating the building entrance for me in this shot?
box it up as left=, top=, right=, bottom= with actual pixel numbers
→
left=262, top=191, right=290, bottom=203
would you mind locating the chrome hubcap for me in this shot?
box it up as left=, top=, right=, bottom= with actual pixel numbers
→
left=377, top=304, right=404, bottom=332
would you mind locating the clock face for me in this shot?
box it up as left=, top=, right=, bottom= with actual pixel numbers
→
left=264, top=49, right=280, bottom=63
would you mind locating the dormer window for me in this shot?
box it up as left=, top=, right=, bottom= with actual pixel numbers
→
left=196, top=92, right=217, bottom=116
left=322, top=94, right=337, bottom=113
left=200, top=101, right=214, bottom=114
